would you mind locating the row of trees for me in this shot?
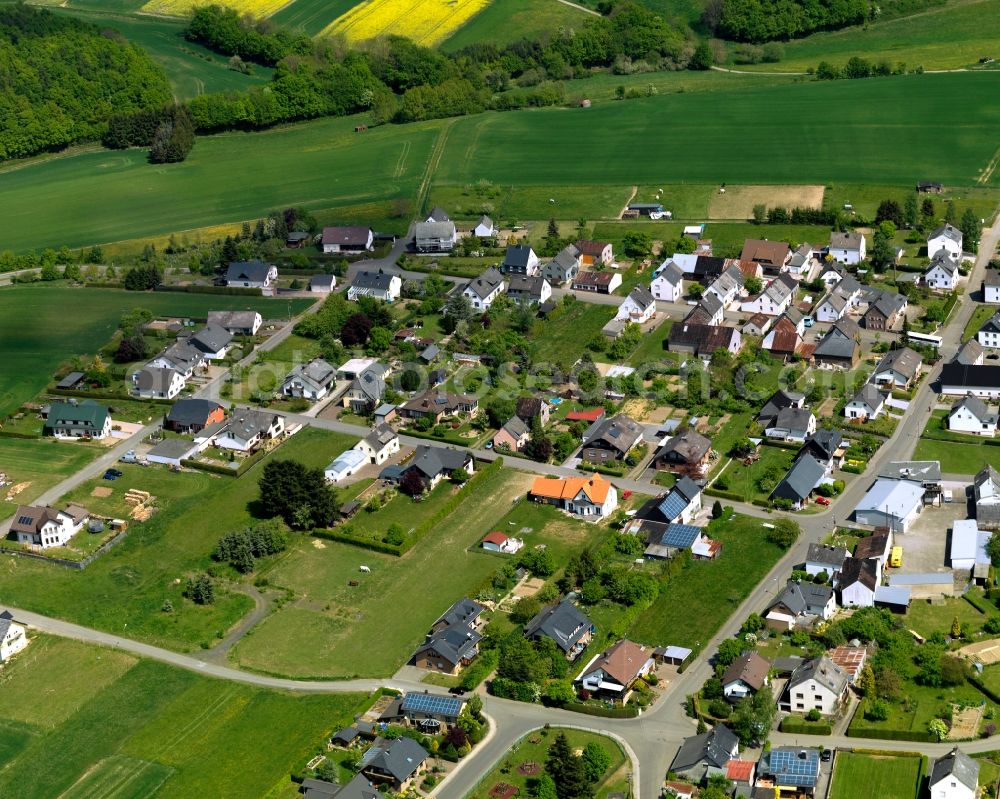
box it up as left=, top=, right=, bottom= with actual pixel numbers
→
left=0, top=4, right=172, bottom=161
left=704, top=0, right=867, bottom=43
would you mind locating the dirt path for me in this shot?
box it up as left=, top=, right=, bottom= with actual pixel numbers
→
left=619, top=186, right=639, bottom=219
left=200, top=584, right=272, bottom=664
left=555, top=0, right=601, bottom=16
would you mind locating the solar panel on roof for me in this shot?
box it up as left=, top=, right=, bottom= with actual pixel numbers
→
left=661, top=524, right=700, bottom=548
left=769, top=750, right=818, bottom=787
left=401, top=693, right=463, bottom=716
left=656, top=493, right=687, bottom=521
left=17, top=516, right=34, bottom=525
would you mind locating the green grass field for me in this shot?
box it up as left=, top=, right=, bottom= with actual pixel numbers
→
left=741, top=0, right=1000, bottom=73
left=629, top=512, right=787, bottom=649
left=913, top=437, right=1000, bottom=475
left=0, top=437, right=105, bottom=520
left=829, top=752, right=923, bottom=799
left=271, top=0, right=358, bottom=35
left=0, top=634, right=367, bottom=799
left=51, top=7, right=274, bottom=101
left=0, top=285, right=311, bottom=418
left=905, top=595, right=986, bottom=639
left=3, top=73, right=1000, bottom=254
left=231, top=468, right=534, bottom=678
left=467, top=728, right=627, bottom=799
left=442, top=0, right=593, bottom=51
left=0, top=427, right=356, bottom=651
left=536, top=302, right=616, bottom=368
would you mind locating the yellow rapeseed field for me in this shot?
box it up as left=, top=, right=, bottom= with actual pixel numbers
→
left=322, top=0, right=489, bottom=46
left=140, top=0, right=289, bottom=19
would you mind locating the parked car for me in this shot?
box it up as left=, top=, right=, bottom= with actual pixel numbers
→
left=103, top=469, right=123, bottom=481
left=821, top=749, right=832, bottom=762
left=815, top=496, right=830, bottom=506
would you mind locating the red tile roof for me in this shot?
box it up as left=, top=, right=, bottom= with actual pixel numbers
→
left=482, top=531, right=508, bottom=546
left=567, top=409, right=605, bottom=422
left=727, top=759, right=756, bottom=782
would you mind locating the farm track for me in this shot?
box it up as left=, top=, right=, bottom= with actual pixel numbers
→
left=416, top=118, right=456, bottom=214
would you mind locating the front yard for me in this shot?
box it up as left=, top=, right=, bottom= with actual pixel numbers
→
left=828, top=752, right=924, bottom=799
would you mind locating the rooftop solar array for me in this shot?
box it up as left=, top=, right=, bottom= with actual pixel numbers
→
left=401, top=692, right=463, bottom=717
left=769, top=749, right=819, bottom=787
left=656, top=492, right=687, bottom=522
left=660, top=523, right=701, bottom=549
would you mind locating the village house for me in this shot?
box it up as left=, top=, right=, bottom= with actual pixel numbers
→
left=955, top=339, right=985, bottom=366
left=828, top=231, right=866, bottom=264
left=764, top=407, right=817, bottom=443
left=650, top=260, right=684, bottom=302
left=939, top=363, right=1000, bottom=397
left=342, top=363, right=388, bottom=414
left=414, top=220, right=457, bottom=252
left=813, top=318, right=860, bottom=369
left=740, top=274, right=796, bottom=317
left=871, top=347, right=922, bottom=389
left=837, top=556, right=880, bottom=607
left=669, top=725, right=740, bottom=786
left=927, top=223, right=963, bottom=261
left=148, top=340, right=205, bottom=378
left=360, top=737, right=428, bottom=791
left=687, top=292, right=725, bottom=325
left=844, top=383, right=886, bottom=421
left=862, top=290, right=907, bottom=331
left=576, top=639, right=654, bottom=703
left=572, top=271, right=622, bottom=294
left=985, top=268, right=1000, bottom=304
left=524, top=597, right=594, bottom=660
left=799, top=429, right=845, bottom=472
left=786, top=243, right=817, bottom=277
left=426, top=207, right=450, bottom=223
left=354, top=423, right=400, bottom=465
left=575, top=239, right=613, bottom=267
left=198, top=408, right=284, bottom=452
left=412, top=598, right=484, bottom=674
left=44, top=400, right=112, bottom=439
left=542, top=245, right=581, bottom=286
left=771, top=453, right=826, bottom=510
left=133, top=366, right=185, bottom=400
left=761, top=310, right=803, bottom=359
left=740, top=239, right=790, bottom=273
left=463, top=267, right=505, bottom=310
left=758, top=389, right=806, bottom=428
left=979, top=312, right=1000, bottom=350
left=580, top=414, right=644, bottom=464
left=492, top=416, right=530, bottom=451
left=207, top=310, right=262, bottom=336
left=637, top=477, right=702, bottom=526
left=743, top=313, right=772, bottom=338
left=9, top=503, right=89, bottom=549
left=164, top=398, right=225, bottom=434
left=764, top=580, right=836, bottom=629
left=529, top=473, right=618, bottom=518
left=281, top=358, right=337, bottom=400
left=400, top=691, right=467, bottom=729
left=652, top=428, right=712, bottom=475
left=347, top=270, right=401, bottom=303
left=975, top=465, right=1000, bottom=529
left=506, top=275, right=551, bottom=306
left=640, top=522, right=703, bottom=559
left=926, top=251, right=959, bottom=290
left=309, top=274, right=337, bottom=293
left=399, top=390, right=478, bottom=423
left=757, top=748, right=821, bottom=797
left=780, top=655, right=850, bottom=716
left=0, top=612, right=28, bottom=662
left=615, top=286, right=656, bottom=324
left=929, top=748, right=979, bottom=799
left=501, top=244, right=540, bottom=276
left=805, top=543, right=849, bottom=577
left=389, top=446, right=474, bottom=490
left=321, top=226, right=373, bottom=253
left=473, top=215, right=495, bottom=238
left=722, top=651, right=771, bottom=701
left=667, top=323, right=742, bottom=359
left=185, top=324, right=233, bottom=360
left=949, top=395, right=998, bottom=436
left=705, top=265, right=744, bottom=308
left=225, top=260, right=277, bottom=289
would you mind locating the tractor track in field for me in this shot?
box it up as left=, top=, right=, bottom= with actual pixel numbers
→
left=415, top=118, right=456, bottom=214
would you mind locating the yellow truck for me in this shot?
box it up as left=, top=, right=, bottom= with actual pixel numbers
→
left=890, top=546, right=903, bottom=568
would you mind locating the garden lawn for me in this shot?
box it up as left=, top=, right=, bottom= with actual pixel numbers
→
left=0, top=427, right=356, bottom=652
left=829, top=752, right=923, bottom=799
left=0, top=437, right=104, bottom=520
left=466, top=728, right=626, bottom=799
left=0, top=285, right=311, bottom=417
left=627, top=320, right=674, bottom=367
left=629, top=513, right=787, bottom=650
left=905, top=595, right=987, bottom=640
left=342, top=479, right=465, bottom=542
left=0, top=635, right=367, bottom=799
left=534, top=302, right=616, bottom=368
left=965, top=304, right=996, bottom=341
left=231, top=469, right=534, bottom=678
left=847, top=677, right=993, bottom=737
left=912, top=438, right=1000, bottom=476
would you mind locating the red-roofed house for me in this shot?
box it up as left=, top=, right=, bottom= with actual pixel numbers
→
left=726, top=759, right=756, bottom=785
left=575, top=240, right=613, bottom=267
left=827, top=645, right=868, bottom=682
left=481, top=531, right=523, bottom=554
left=663, top=782, right=694, bottom=799
left=567, top=408, right=606, bottom=423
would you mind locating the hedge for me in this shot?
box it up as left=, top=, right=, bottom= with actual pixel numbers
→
left=970, top=675, right=1000, bottom=706
left=762, top=439, right=800, bottom=451
left=48, top=387, right=173, bottom=404
left=564, top=702, right=639, bottom=719
left=780, top=717, right=832, bottom=735
left=849, top=748, right=923, bottom=758
left=460, top=649, right=499, bottom=691
left=0, top=429, right=41, bottom=440
left=181, top=445, right=269, bottom=478
left=312, top=527, right=401, bottom=555
left=846, top=726, right=936, bottom=743
left=704, top=488, right=745, bottom=502
left=153, top=284, right=262, bottom=296
left=963, top=589, right=993, bottom=615
left=579, top=461, right=627, bottom=477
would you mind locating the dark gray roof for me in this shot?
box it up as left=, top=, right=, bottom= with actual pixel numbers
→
left=582, top=414, right=644, bottom=455
left=225, top=260, right=272, bottom=283
left=321, top=226, right=371, bottom=247
left=769, top=406, right=814, bottom=434
left=409, top=445, right=470, bottom=479
left=218, top=408, right=280, bottom=441
left=415, top=625, right=481, bottom=665
left=789, top=655, right=849, bottom=696
left=135, top=366, right=178, bottom=394
left=548, top=245, right=581, bottom=273
left=436, top=597, right=484, bottom=629
left=955, top=339, right=985, bottom=365
left=524, top=598, right=592, bottom=653
left=502, top=416, right=530, bottom=439
left=768, top=579, right=833, bottom=616
left=698, top=292, right=723, bottom=318
left=670, top=725, right=739, bottom=772
left=361, top=737, right=428, bottom=783
left=657, top=429, right=711, bottom=464
left=56, top=371, right=85, bottom=389
left=800, top=429, right=843, bottom=462
left=838, top=556, right=878, bottom=592
left=350, top=367, right=386, bottom=403
left=771, top=454, right=825, bottom=503
left=930, top=223, right=963, bottom=243
left=930, top=748, right=979, bottom=791
left=927, top=250, right=959, bottom=275
left=301, top=777, right=341, bottom=799
left=159, top=340, right=204, bottom=371
left=507, top=275, right=547, bottom=298
left=427, top=206, right=450, bottom=222
left=980, top=311, right=1000, bottom=336
left=465, top=267, right=504, bottom=300
left=362, top=423, right=397, bottom=451
left=830, top=231, right=863, bottom=250
left=806, top=543, right=849, bottom=569
left=867, top=291, right=907, bottom=320
left=985, top=268, right=1000, bottom=288
left=940, top=363, right=1000, bottom=389
left=351, top=270, right=395, bottom=292
left=850, top=383, right=885, bottom=412
left=503, top=244, right=536, bottom=269
left=759, top=389, right=805, bottom=424
left=656, top=261, right=684, bottom=285
left=285, top=358, right=336, bottom=390
left=814, top=320, right=859, bottom=359
left=951, top=394, right=995, bottom=424
left=627, top=285, right=655, bottom=308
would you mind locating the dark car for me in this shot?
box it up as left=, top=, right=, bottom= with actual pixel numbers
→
left=448, top=687, right=466, bottom=696
left=821, top=749, right=833, bottom=762
left=103, top=468, right=123, bottom=481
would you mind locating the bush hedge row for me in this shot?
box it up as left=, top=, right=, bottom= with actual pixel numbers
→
left=780, top=717, right=832, bottom=735
left=846, top=726, right=936, bottom=743
left=564, top=702, right=638, bottom=719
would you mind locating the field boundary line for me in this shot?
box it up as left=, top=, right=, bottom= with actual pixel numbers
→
left=394, top=140, right=411, bottom=179
left=978, top=144, right=1000, bottom=185
left=416, top=119, right=456, bottom=215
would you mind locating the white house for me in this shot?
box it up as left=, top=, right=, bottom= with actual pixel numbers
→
left=721, top=651, right=771, bottom=701
left=473, top=215, right=495, bottom=238
left=463, top=267, right=505, bottom=311
left=977, top=312, right=1000, bottom=349
left=705, top=266, right=744, bottom=308
left=651, top=261, right=684, bottom=302
left=321, top=226, right=373, bottom=253
left=616, top=286, right=656, bottom=323
left=949, top=395, right=997, bottom=436
left=814, top=291, right=850, bottom=323
left=354, top=423, right=399, bottom=465
left=739, top=274, right=795, bottom=317
left=828, top=231, right=866, bottom=265
left=782, top=656, right=849, bottom=716
left=576, top=639, right=654, bottom=702
left=529, top=474, right=618, bottom=518
left=765, top=407, right=816, bottom=443
left=984, top=269, right=1000, bottom=304
left=845, top=384, right=886, bottom=421
left=281, top=358, right=336, bottom=401
left=148, top=341, right=205, bottom=378
left=201, top=408, right=284, bottom=452
left=871, top=347, right=922, bottom=390
left=325, top=449, right=367, bottom=483
left=765, top=581, right=837, bottom=630
left=0, top=613, right=28, bottom=662
left=502, top=244, right=540, bottom=276
left=225, top=260, right=277, bottom=289
left=9, top=503, right=89, bottom=549
left=187, top=324, right=233, bottom=360
left=133, top=366, right=185, bottom=400
left=926, top=253, right=959, bottom=290
left=928, top=223, right=963, bottom=261
left=929, top=748, right=978, bottom=799
left=838, top=556, right=879, bottom=608
left=976, top=465, right=1000, bottom=529
left=805, top=543, right=849, bottom=577
left=414, top=220, right=457, bottom=253
left=310, top=274, right=337, bottom=293
left=348, top=270, right=402, bottom=303
left=207, top=310, right=262, bottom=336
